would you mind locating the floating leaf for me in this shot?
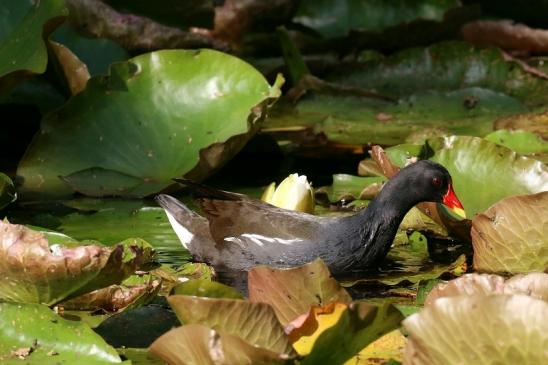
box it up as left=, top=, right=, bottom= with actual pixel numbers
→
left=344, top=329, right=406, bottom=365
left=267, top=88, right=524, bottom=146
left=403, top=295, right=548, bottom=364
left=294, top=0, right=460, bottom=39
left=167, top=295, right=295, bottom=356
left=0, top=0, right=67, bottom=93
left=484, top=129, right=548, bottom=155
left=0, top=302, right=123, bottom=364
left=302, top=302, right=403, bottom=365
left=424, top=272, right=548, bottom=306
left=328, top=42, right=548, bottom=107
left=471, top=192, right=548, bottom=273
left=60, top=279, right=160, bottom=312
left=172, top=279, right=244, bottom=299
left=248, top=259, right=352, bottom=326
left=315, top=174, right=385, bottom=204
left=150, top=324, right=291, bottom=365
left=57, top=203, right=189, bottom=264
left=428, top=136, right=548, bottom=217
left=0, top=221, right=155, bottom=305
left=17, top=49, right=282, bottom=199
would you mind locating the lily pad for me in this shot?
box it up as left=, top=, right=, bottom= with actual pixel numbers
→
left=60, top=278, right=161, bottom=312
left=403, top=295, right=548, bottom=364
left=16, top=49, right=282, bottom=199
left=0, top=220, right=155, bottom=305
left=315, top=174, right=385, bottom=204
left=172, top=279, right=244, bottom=299
left=294, top=0, right=460, bottom=39
left=328, top=41, right=548, bottom=107
left=0, top=0, right=67, bottom=93
left=266, top=87, right=525, bottom=146
left=150, top=323, right=291, bottom=365
left=484, top=129, right=548, bottom=155
left=428, top=136, right=548, bottom=217
left=0, top=172, right=16, bottom=209
left=301, top=302, right=404, bottom=365
left=0, top=302, right=123, bottom=364
left=248, top=259, right=352, bottom=326
left=471, top=192, right=548, bottom=273
left=424, top=272, right=548, bottom=306
left=56, top=202, right=190, bottom=264
left=167, top=295, right=295, bottom=356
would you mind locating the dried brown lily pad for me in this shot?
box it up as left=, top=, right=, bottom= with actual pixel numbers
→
left=425, top=272, right=548, bottom=306
left=403, top=294, right=548, bottom=365
left=472, top=191, right=548, bottom=273
left=248, top=258, right=351, bottom=326
left=0, top=220, right=155, bottom=305
left=60, top=279, right=160, bottom=312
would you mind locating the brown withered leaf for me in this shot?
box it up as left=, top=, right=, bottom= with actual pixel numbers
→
left=0, top=221, right=155, bottom=305
left=472, top=192, right=548, bottom=273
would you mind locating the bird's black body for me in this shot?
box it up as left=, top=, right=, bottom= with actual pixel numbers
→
left=157, top=160, right=456, bottom=274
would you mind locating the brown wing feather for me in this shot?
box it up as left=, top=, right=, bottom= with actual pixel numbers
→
left=198, top=197, right=324, bottom=245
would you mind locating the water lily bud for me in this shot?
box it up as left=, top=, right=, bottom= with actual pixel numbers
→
left=261, top=174, right=315, bottom=213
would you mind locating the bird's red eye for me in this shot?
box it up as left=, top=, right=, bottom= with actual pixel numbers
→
left=432, top=177, right=442, bottom=187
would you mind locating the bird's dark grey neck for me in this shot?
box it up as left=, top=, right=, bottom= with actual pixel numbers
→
left=336, top=176, right=420, bottom=270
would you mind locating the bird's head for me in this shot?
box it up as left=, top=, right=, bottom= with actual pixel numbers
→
left=395, top=160, right=466, bottom=219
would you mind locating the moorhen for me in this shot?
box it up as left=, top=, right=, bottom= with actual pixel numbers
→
left=156, top=160, right=465, bottom=274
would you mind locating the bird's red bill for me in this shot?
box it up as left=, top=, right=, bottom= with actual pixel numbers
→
left=442, top=183, right=466, bottom=218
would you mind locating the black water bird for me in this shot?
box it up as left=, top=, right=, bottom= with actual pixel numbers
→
left=156, top=160, right=465, bottom=274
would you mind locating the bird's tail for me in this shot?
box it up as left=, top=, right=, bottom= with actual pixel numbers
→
left=155, top=194, right=219, bottom=264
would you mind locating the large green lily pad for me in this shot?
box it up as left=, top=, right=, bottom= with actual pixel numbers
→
left=248, top=259, right=352, bottom=326
left=0, top=220, right=155, bottom=305
left=428, top=136, right=548, bottom=217
left=0, top=302, right=124, bottom=364
left=472, top=192, right=548, bottom=273
left=328, top=41, right=548, bottom=107
left=403, top=295, right=548, bottom=364
left=17, top=49, right=282, bottom=199
left=56, top=201, right=189, bottom=264
left=0, top=0, right=67, bottom=93
left=266, top=87, right=525, bottom=146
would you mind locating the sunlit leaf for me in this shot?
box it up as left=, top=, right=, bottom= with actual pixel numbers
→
left=403, top=295, right=548, bottom=364
left=471, top=192, right=548, bottom=273
left=248, top=259, right=352, bottom=326
left=0, top=220, right=155, bottom=305
left=0, top=302, right=123, bottom=364
left=168, top=295, right=295, bottom=356
left=17, top=49, right=282, bottom=198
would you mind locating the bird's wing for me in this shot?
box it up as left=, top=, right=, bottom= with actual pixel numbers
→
left=198, top=197, right=324, bottom=244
